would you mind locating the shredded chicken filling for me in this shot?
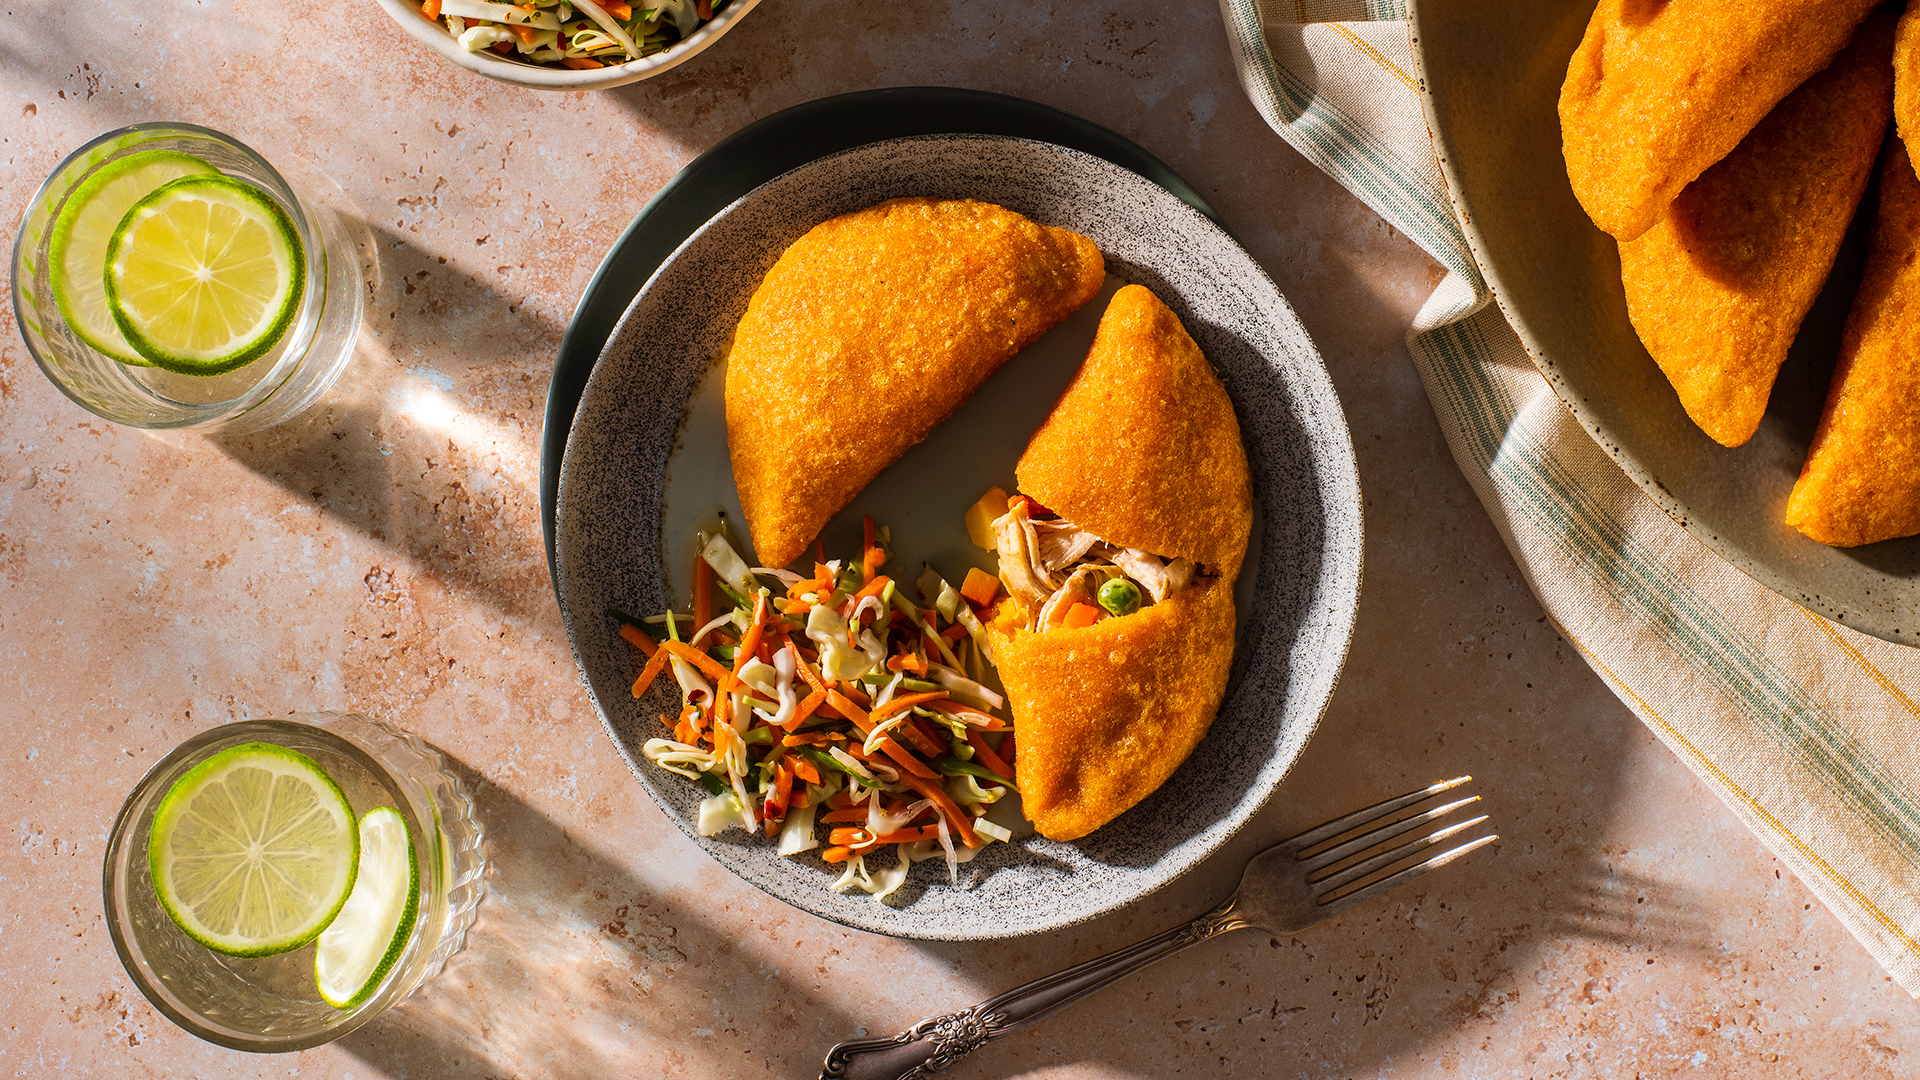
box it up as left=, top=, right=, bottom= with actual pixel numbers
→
left=992, top=499, right=1205, bottom=629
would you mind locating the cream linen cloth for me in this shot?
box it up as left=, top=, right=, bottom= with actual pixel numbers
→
left=1220, top=0, right=1920, bottom=994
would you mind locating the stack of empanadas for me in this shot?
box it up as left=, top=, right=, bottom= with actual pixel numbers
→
left=1561, top=0, right=1920, bottom=547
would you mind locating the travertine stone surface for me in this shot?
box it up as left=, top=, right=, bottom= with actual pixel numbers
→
left=3, top=1, right=1918, bottom=1076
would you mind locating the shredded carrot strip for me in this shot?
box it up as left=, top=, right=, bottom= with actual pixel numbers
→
left=866, top=690, right=948, bottom=726
left=840, top=722, right=937, bottom=779
left=791, top=756, right=821, bottom=786
left=733, top=592, right=768, bottom=678
left=902, top=717, right=949, bottom=759
left=560, top=56, right=603, bottom=69
left=793, top=653, right=832, bottom=697
left=966, top=730, right=1014, bottom=782
left=630, top=648, right=671, bottom=699
left=419, top=0, right=442, bottom=19
left=821, top=845, right=853, bottom=863
left=849, top=574, right=891, bottom=609
left=941, top=622, right=970, bottom=643
left=899, top=772, right=980, bottom=848
left=619, top=623, right=659, bottom=657
left=872, top=825, right=941, bottom=844
left=819, top=807, right=871, bottom=824
left=784, top=689, right=827, bottom=730
left=657, top=640, right=742, bottom=692
left=829, top=826, right=871, bottom=846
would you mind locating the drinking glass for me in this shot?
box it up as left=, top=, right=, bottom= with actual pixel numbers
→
left=103, top=712, right=486, bottom=1051
left=10, top=123, right=364, bottom=433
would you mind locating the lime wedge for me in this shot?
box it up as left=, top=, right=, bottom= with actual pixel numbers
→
left=47, top=149, right=219, bottom=365
left=148, top=742, right=358, bottom=957
left=314, top=806, right=420, bottom=1009
left=104, top=174, right=306, bottom=375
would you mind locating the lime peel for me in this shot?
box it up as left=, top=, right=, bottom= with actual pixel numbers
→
left=148, top=742, right=358, bottom=958
left=315, top=806, right=420, bottom=1009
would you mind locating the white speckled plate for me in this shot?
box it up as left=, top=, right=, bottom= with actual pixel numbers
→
left=555, top=134, right=1362, bottom=939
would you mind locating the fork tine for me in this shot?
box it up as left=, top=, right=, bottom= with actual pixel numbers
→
left=1314, top=833, right=1500, bottom=918
left=1312, top=814, right=1489, bottom=892
left=1301, top=795, right=1481, bottom=873
left=1281, top=776, right=1473, bottom=851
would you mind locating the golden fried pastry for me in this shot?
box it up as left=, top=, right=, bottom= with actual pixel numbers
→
left=1015, top=284, right=1253, bottom=578
left=1559, top=0, right=1879, bottom=241
left=1898, top=1, right=1920, bottom=151
left=1620, top=12, right=1895, bottom=448
left=726, top=197, right=1104, bottom=568
left=1786, top=143, right=1920, bottom=547
left=985, top=285, right=1251, bottom=841
left=990, top=579, right=1236, bottom=842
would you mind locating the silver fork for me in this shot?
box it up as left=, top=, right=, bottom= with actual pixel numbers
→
left=819, top=777, right=1497, bottom=1080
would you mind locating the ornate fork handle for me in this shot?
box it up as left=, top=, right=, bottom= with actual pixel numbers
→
left=819, top=898, right=1250, bottom=1080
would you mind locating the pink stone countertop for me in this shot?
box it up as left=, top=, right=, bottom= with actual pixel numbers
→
left=4, top=2, right=1919, bottom=1077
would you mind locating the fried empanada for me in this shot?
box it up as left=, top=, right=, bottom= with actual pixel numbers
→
left=1786, top=143, right=1920, bottom=547
left=727, top=197, right=1104, bottom=568
left=987, top=285, right=1251, bottom=841
left=1620, top=12, right=1894, bottom=447
left=1560, top=0, right=1879, bottom=241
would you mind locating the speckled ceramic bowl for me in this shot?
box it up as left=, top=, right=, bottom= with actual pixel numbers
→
left=374, top=0, right=759, bottom=91
left=1412, top=0, right=1920, bottom=646
left=555, top=134, right=1363, bottom=939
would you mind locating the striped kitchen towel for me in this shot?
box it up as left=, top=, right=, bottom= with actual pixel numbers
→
left=1220, top=0, right=1920, bottom=994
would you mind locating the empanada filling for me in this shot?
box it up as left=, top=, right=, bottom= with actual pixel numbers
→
left=991, top=496, right=1209, bottom=631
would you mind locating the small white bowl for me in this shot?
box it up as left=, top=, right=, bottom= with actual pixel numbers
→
left=375, top=0, right=761, bottom=90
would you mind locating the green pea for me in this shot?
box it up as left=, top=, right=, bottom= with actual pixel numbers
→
left=1097, top=578, right=1142, bottom=617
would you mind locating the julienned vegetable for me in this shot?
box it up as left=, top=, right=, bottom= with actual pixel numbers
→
left=424, top=0, right=729, bottom=68
left=621, top=517, right=1018, bottom=902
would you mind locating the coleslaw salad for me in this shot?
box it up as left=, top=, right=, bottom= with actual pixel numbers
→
left=617, top=517, right=1020, bottom=902
left=419, top=0, right=727, bottom=68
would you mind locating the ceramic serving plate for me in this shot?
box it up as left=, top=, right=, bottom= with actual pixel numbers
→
left=1411, top=0, right=1920, bottom=646
left=554, top=134, right=1363, bottom=939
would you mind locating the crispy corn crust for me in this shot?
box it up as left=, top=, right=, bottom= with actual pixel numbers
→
left=1620, top=12, right=1894, bottom=448
left=1898, top=0, right=1920, bottom=152
left=1015, top=285, right=1253, bottom=579
left=726, top=198, right=1105, bottom=568
left=1559, top=0, right=1878, bottom=241
left=989, top=577, right=1236, bottom=842
left=1787, top=144, right=1920, bottom=548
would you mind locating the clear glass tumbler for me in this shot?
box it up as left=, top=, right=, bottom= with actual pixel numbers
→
left=103, top=712, right=486, bottom=1052
left=10, top=123, right=364, bottom=433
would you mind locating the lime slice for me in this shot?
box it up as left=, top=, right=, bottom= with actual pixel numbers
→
left=47, top=149, right=219, bottom=365
left=104, top=174, right=306, bottom=375
left=148, top=742, right=358, bottom=957
left=314, top=806, right=420, bottom=1009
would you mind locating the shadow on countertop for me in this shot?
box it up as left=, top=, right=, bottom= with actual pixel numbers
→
left=340, top=752, right=870, bottom=1080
